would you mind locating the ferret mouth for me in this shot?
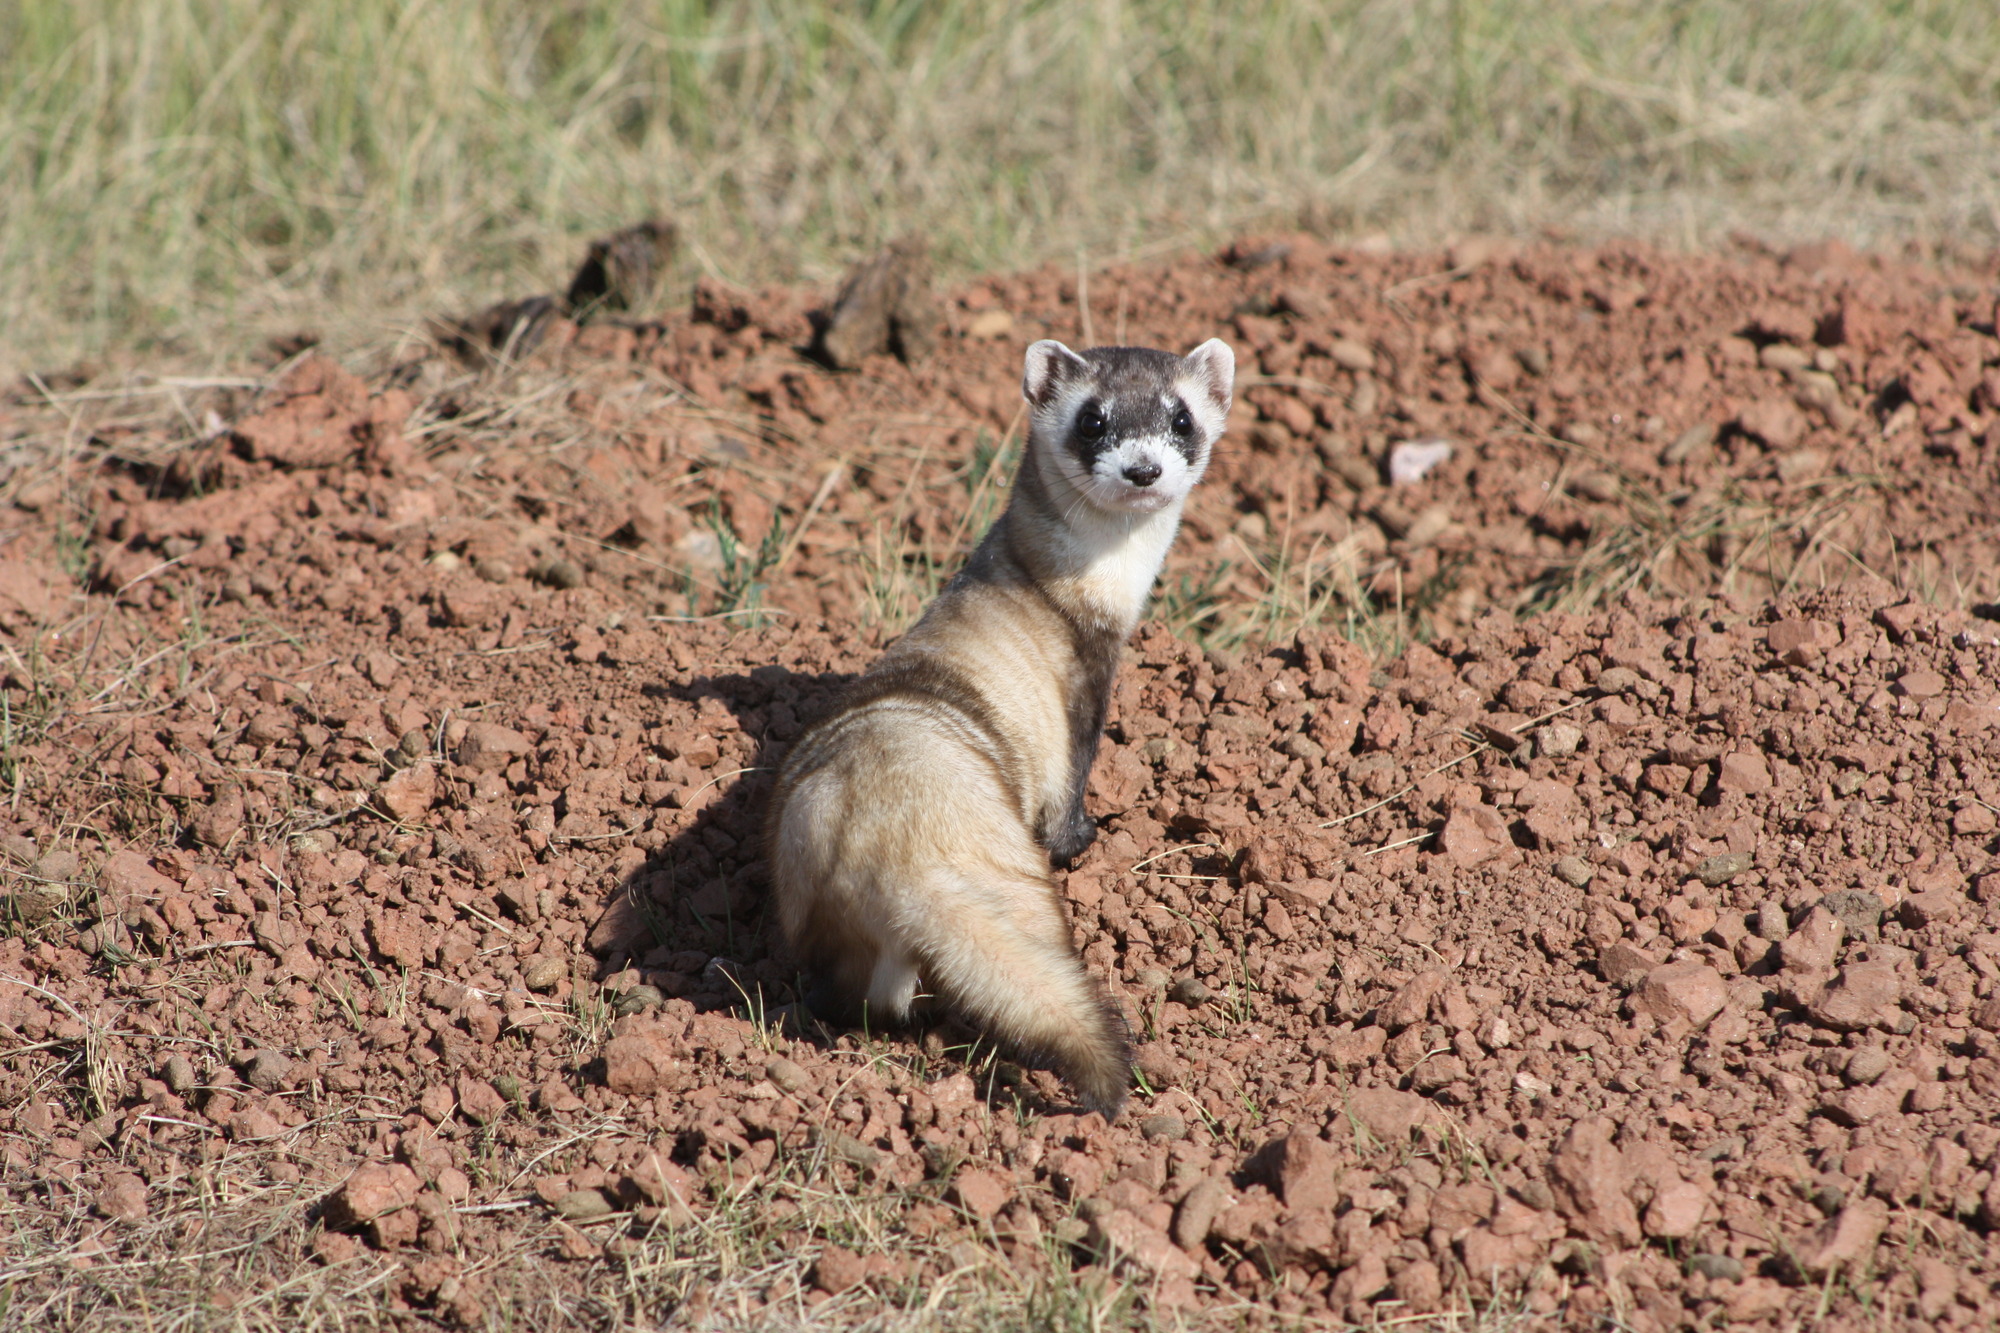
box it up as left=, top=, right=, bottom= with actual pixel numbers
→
left=1099, top=483, right=1178, bottom=513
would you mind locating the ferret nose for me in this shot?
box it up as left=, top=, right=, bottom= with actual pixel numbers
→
left=1122, top=461, right=1162, bottom=487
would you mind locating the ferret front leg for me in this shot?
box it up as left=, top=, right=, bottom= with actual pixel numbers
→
left=1041, top=731, right=1103, bottom=867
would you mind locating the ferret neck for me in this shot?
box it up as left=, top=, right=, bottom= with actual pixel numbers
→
left=1000, top=442, right=1185, bottom=632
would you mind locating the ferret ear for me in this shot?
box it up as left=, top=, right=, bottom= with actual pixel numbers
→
left=1182, top=338, right=1235, bottom=413
left=1022, top=340, right=1089, bottom=405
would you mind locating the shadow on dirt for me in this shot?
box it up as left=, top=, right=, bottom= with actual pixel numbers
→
left=591, top=663, right=850, bottom=1007
left=591, top=660, right=1106, bottom=1118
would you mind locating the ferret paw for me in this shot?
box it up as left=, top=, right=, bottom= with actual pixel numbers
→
left=1044, top=814, right=1100, bottom=867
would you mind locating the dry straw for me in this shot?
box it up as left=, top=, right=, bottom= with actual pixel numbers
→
left=5, top=1, right=2000, bottom=371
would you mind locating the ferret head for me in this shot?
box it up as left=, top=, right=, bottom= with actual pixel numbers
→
left=1021, top=339, right=1234, bottom=515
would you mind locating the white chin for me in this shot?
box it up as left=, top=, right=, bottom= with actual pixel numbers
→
left=1095, top=484, right=1177, bottom=513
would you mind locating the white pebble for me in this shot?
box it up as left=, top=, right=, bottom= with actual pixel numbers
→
left=1387, top=438, right=1453, bottom=485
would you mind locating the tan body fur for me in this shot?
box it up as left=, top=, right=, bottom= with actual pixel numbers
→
left=767, top=338, right=1233, bottom=1116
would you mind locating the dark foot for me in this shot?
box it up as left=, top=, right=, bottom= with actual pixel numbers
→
left=803, top=977, right=864, bottom=1029
left=1044, top=810, right=1100, bottom=868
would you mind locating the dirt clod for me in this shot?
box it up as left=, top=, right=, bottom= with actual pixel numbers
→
left=815, top=237, right=940, bottom=368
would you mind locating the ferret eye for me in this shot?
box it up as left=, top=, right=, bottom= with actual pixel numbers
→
left=1076, top=405, right=1107, bottom=440
left=1171, top=405, right=1194, bottom=436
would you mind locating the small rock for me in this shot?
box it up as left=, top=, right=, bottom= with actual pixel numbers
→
left=1086, top=1208, right=1197, bottom=1281
left=1172, top=1177, right=1230, bottom=1250
left=454, top=723, right=530, bottom=774
left=538, top=1076, right=587, bottom=1114
left=602, top=1023, right=680, bottom=1095
left=1547, top=1117, right=1641, bottom=1248
left=1779, top=906, right=1844, bottom=974
left=1263, top=1128, right=1344, bottom=1211
left=1326, top=337, right=1375, bottom=371
left=1818, top=889, right=1884, bottom=941
left=95, top=1172, right=149, bottom=1223
left=1716, top=751, right=1772, bottom=794
left=1595, top=666, right=1642, bottom=694
left=612, top=984, right=665, bottom=1016
left=1326, top=1024, right=1387, bottom=1065
left=765, top=1057, right=808, bottom=1094
left=1139, top=1113, right=1187, bottom=1142
left=1767, top=618, right=1836, bottom=664
left=810, top=1126, right=882, bottom=1174
left=530, top=557, right=586, bottom=590
left=1642, top=1177, right=1710, bottom=1239
left=456, top=1076, right=508, bottom=1124
left=1342, top=1087, right=1440, bottom=1145
left=326, top=1163, right=423, bottom=1231
left=1632, top=961, right=1728, bottom=1029
left=418, top=1084, right=456, bottom=1123
left=1536, top=720, right=1583, bottom=758
left=1792, top=1197, right=1888, bottom=1279
left=965, top=309, right=1015, bottom=339
left=1913, top=1255, right=1960, bottom=1321
left=626, top=1157, right=701, bottom=1226
left=1898, top=890, right=1963, bottom=929
left=813, top=1244, right=869, bottom=1294
left=1820, top=1069, right=1917, bottom=1127
left=1598, top=941, right=1661, bottom=988
left=78, top=916, right=133, bottom=958
left=948, top=1168, right=1011, bottom=1220
left=1387, top=439, right=1453, bottom=485
left=1721, top=1277, right=1791, bottom=1322
left=1806, top=960, right=1900, bottom=1031
left=1662, top=422, right=1717, bottom=464
left=1408, top=1053, right=1469, bottom=1094
left=1377, top=970, right=1446, bottom=1031
left=241, top=1050, right=293, bottom=1093
left=192, top=786, right=247, bottom=849
left=816, top=236, right=940, bottom=367
left=1894, top=668, right=1947, bottom=698
left=1262, top=285, right=1326, bottom=322
left=1695, top=852, right=1754, bottom=886
left=377, top=764, right=437, bottom=821
left=1552, top=854, right=1594, bottom=887
left=97, top=851, right=179, bottom=901
left=1843, top=1047, right=1892, bottom=1085
left=1133, top=1040, right=1183, bottom=1089
left=554, top=1188, right=616, bottom=1221
left=228, top=1106, right=284, bottom=1141
left=523, top=958, right=566, bottom=992
left=1875, top=601, right=1928, bottom=640
left=5, top=878, right=67, bottom=925
left=1737, top=397, right=1806, bottom=449
left=1688, top=1253, right=1743, bottom=1281
left=440, top=582, right=496, bottom=628
left=162, top=1054, right=196, bottom=1094
left=1168, top=976, right=1211, bottom=1006
left=1393, top=1258, right=1446, bottom=1309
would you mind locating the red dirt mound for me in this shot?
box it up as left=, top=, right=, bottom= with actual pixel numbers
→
left=2, top=235, right=1998, bottom=1327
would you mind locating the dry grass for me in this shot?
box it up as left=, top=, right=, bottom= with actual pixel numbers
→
left=0, top=1065, right=1554, bottom=1333
left=6, top=1, right=2000, bottom=373
left=1481, top=409, right=1896, bottom=618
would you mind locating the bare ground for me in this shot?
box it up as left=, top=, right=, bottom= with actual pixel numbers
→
left=2, top=234, right=1999, bottom=1330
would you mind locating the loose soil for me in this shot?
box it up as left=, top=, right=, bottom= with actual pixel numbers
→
left=2, top=234, right=1999, bottom=1330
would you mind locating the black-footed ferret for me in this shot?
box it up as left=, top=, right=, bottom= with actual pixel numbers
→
left=767, top=337, right=1234, bottom=1116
